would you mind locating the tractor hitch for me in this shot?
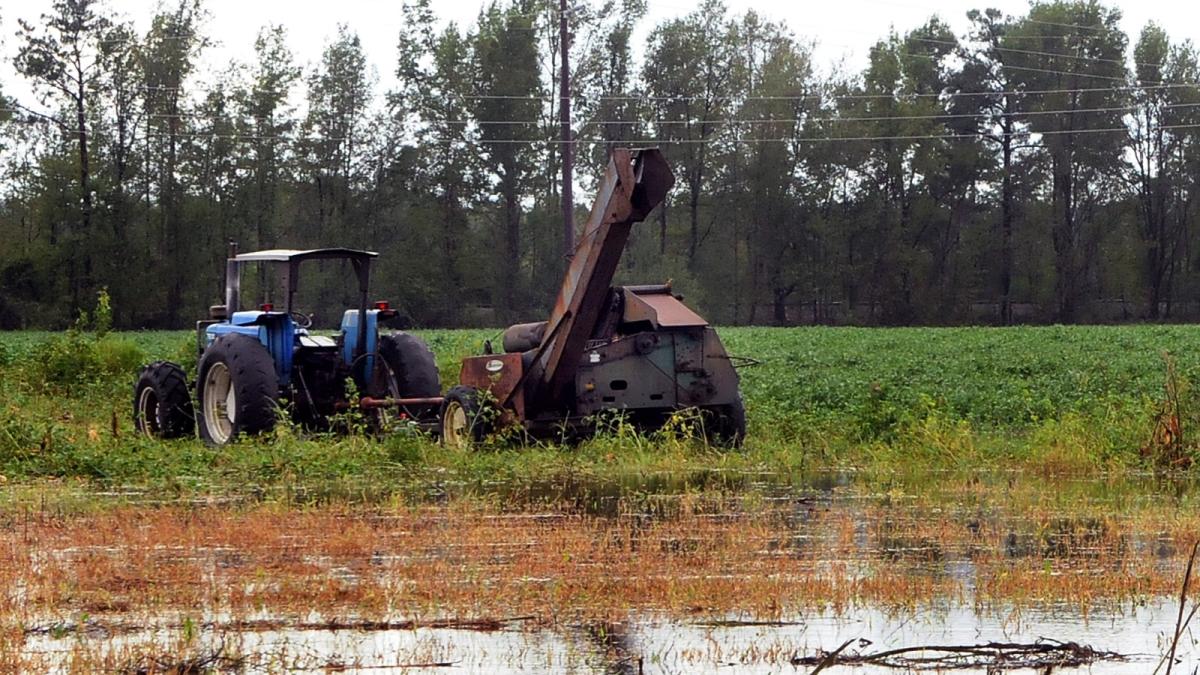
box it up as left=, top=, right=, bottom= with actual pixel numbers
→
left=335, top=396, right=444, bottom=411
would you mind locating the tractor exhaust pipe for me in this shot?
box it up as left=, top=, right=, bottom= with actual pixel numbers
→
left=225, top=240, right=240, bottom=315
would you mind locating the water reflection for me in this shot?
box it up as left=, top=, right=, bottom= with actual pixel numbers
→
left=23, top=602, right=1177, bottom=673
left=10, top=469, right=1200, bottom=672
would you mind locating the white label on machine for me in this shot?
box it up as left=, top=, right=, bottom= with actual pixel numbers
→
left=589, top=352, right=601, bottom=363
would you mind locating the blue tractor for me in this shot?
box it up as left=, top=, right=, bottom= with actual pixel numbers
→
left=133, top=245, right=442, bottom=445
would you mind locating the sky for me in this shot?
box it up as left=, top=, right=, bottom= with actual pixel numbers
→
left=3, top=0, right=1199, bottom=111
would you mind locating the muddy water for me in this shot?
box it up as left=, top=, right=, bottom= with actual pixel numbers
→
left=8, top=471, right=1200, bottom=672
left=21, top=602, right=1190, bottom=672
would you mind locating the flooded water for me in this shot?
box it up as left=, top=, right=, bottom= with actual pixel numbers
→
left=21, top=601, right=1191, bottom=672
left=6, top=470, right=1200, bottom=672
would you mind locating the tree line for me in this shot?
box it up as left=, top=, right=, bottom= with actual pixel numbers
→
left=1, top=0, right=1199, bottom=329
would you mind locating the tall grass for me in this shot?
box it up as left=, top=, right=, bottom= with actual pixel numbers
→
left=0, top=324, right=1197, bottom=489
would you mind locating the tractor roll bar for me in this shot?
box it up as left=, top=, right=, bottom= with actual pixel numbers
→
left=223, top=244, right=380, bottom=366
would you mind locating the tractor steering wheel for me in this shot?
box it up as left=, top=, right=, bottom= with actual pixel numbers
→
left=289, top=311, right=313, bottom=329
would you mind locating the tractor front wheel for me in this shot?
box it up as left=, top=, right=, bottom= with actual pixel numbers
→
left=133, top=361, right=194, bottom=439
left=440, top=385, right=491, bottom=448
left=197, top=334, right=279, bottom=446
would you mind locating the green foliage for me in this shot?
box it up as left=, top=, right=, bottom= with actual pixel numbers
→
left=1, top=325, right=1198, bottom=492
left=21, top=291, right=147, bottom=391
left=327, top=377, right=372, bottom=436
left=94, top=337, right=144, bottom=375
left=171, top=336, right=201, bottom=379
left=727, top=325, right=1197, bottom=438
left=856, top=382, right=908, bottom=442
left=26, top=330, right=142, bottom=391
left=93, top=288, right=112, bottom=338
left=5, top=1, right=1200, bottom=329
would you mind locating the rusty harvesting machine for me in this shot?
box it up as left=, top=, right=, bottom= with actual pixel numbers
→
left=440, top=148, right=746, bottom=447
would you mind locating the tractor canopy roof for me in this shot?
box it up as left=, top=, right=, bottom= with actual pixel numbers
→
left=225, top=248, right=379, bottom=306
left=232, top=248, right=378, bottom=264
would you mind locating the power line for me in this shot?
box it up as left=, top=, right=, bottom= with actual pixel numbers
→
left=66, top=121, right=1192, bottom=144
left=634, top=81, right=1195, bottom=101
left=13, top=94, right=1200, bottom=135
left=1019, top=17, right=1115, bottom=34
left=428, top=123, right=1200, bottom=144
left=912, top=36, right=1165, bottom=70
left=128, top=81, right=1200, bottom=102
left=926, top=32, right=1118, bottom=42
left=853, top=0, right=1118, bottom=34
left=996, top=61, right=1135, bottom=83
left=87, top=4, right=567, bottom=48
left=96, top=32, right=193, bottom=46
left=872, top=45, right=1156, bottom=84
left=22, top=99, right=1200, bottom=135
left=397, top=102, right=1200, bottom=125
left=468, top=82, right=1197, bottom=101
left=591, top=102, right=1200, bottom=124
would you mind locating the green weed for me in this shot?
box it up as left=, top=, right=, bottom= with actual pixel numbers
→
left=1, top=324, right=1199, bottom=491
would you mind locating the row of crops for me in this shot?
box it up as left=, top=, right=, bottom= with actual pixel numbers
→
left=727, top=325, right=1198, bottom=433
left=0, top=324, right=1195, bottom=484
left=2, top=324, right=1195, bottom=432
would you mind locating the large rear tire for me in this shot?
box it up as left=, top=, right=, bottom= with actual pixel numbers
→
left=440, top=385, right=491, bottom=448
left=196, top=334, right=279, bottom=446
left=133, top=361, right=194, bottom=439
left=373, top=332, right=441, bottom=430
left=378, top=332, right=440, bottom=397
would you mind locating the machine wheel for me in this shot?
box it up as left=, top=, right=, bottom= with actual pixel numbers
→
left=374, top=332, right=442, bottom=430
left=196, top=334, right=279, bottom=446
left=133, top=361, right=195, bottom=439
left=440, top=385, right=492, bottom=448
left=378, top=332, right=441, bottom=397
left=706, top=393, right=747, bottom=448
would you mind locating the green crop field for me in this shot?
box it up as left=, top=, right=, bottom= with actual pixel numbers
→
left=1, top=324, right=1198, bottom=493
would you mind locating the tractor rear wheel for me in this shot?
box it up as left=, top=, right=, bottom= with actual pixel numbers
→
left=440, top=385, right=491, bottom=448
left=379, top=332, right=440, bottom=397
left=705, top=393, right=747, bottom=448
left=196, top=334, right=279, bottom=446
left=374, top=332, right=441, bottom=430
left=133, top=361, right=194, bottom=439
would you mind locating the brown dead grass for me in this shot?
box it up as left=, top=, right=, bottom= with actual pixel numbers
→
left=3, top=487, right=1199, bottom=673
left=1, top=503, right=920, bottom=624
left=2, top=490, right=1197, bottom=637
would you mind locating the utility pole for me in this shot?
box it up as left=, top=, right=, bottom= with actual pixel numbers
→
left=559, top=0, right=574, bottom=261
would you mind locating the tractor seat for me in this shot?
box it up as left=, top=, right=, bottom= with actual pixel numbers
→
left=297, top=334, right=338, bottom=349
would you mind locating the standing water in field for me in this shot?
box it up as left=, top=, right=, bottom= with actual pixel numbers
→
left=7, top=472, right=1199, bottom=672
left=18, top=601, right=1187, bottom=672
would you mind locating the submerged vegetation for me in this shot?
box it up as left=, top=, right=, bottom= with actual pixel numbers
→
left=5, top=324, right=1200, bottom=671
left=5, top=475, right=1197, bottom=671
left=1, top=323, right=1199, bottom=490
